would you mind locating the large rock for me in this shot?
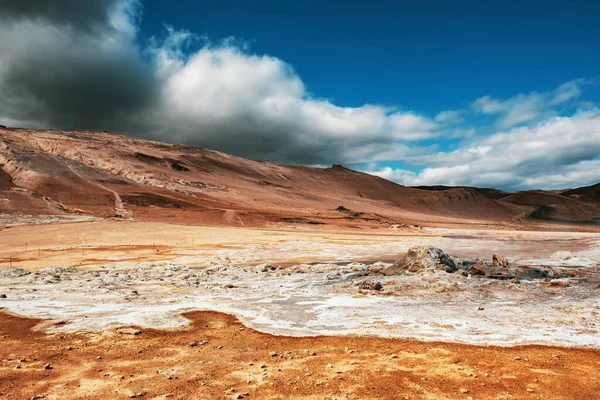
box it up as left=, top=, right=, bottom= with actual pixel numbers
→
left=492, top=254, right=509, bottom=268
left=383, top=246, right=457, bottom=275
left=468, top=254, right=514, bottom=279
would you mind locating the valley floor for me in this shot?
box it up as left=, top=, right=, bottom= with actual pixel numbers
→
left=0, top=220, right=599, bottom=398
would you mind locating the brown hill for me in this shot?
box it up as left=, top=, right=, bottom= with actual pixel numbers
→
left=0, top=127, right=596, bottom=228
left=561, top=183, right=600, bottom=205
left=502, top=190, right=600, bottom=225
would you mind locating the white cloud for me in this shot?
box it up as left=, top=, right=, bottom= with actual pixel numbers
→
left=434, top=110, right=464, bottom=124
left=471, top=80, right=585, bottom=129
left=365, top=110, right=600, bottom=190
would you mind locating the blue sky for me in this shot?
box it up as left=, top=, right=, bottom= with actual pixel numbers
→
left=0, top=0, right=599, bottom=189
left=138, top=0, right=600, bottom=111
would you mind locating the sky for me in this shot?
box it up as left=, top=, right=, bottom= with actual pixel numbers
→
left=0, top=0, right=599, bottom=190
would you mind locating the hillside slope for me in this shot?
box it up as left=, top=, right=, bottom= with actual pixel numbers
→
left=0, top=127, right=596, bottom=228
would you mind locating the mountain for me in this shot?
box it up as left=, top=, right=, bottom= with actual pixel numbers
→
left=0, top=127, right=598, bottom=228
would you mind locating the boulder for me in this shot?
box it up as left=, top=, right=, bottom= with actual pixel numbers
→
left=468, top=254, right=514, bottom=279
left=383, top=246, right=457, bottom=275
left=492, top=254, right=509, bottom=268
left=468, top=261, right=491, bottom=277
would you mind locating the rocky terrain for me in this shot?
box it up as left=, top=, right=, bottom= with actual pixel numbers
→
left=1, top=127, right=598, bottom=229
left=1, top=223, right=598, bottom=347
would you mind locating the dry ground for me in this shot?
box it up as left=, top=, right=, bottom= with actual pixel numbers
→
left=1, top=311, right=600, bottom=400
left=1, top=220, right=597, bottom=271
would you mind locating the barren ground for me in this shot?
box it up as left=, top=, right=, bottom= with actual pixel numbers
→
left=1, top=311, right=600, bottom=400
left=1, top=220, right=600, bottom=399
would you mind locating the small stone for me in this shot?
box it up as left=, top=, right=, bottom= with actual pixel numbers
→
left=514, top=356, right=522, bottom=360
left=460, top=388, right=469, bottom=394
left=44, top=363, right=52, bottom=370
left=188, top=341, right=198, bottom=347
left=477, top=306, right=484, bottom=311
left=118, top=328, right=142, bottom=335
left=96, top=356, right=102, bottom=360
left=527, top=388, right=535, bottom=393
left=269, top=351, right=277, bottom=357
left=65, top=346, right=73, bottom=351
left=0, top=294, right=6, bottom=299
left=391, top=354, right=398, bottom=359
left=217, top=345, right=223, bottom=349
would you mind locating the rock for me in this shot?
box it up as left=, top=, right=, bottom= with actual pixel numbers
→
left=468, top=261, right=490, bottom=276
left=256, top=263, right=277, bottom=273
left=188, top=341, right=198, bottom=347
left=515, top=266, right=550, bottom=280
left=383, top=246, right=457, bottom=275
left=357, top=281, right=383, bottom=291
left=492, top=253, right=509, bottom=268
left=0, top=294, right=6, bottom=299
left=44, top=363, right=52, bottom=370
left=468, top=254, right=514, bottom=279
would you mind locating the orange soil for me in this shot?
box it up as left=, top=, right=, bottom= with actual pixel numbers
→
left=1, top=311, right=599, bottom=400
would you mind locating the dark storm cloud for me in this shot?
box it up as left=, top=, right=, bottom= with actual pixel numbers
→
left=0, top=0, right=156, bottom=131
left=0, top=0, right=118, bottom=30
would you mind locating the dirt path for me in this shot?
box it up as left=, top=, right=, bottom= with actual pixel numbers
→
left=66, top=163, right=132, bottom=219
left=1, top=311, right=599, bottom=400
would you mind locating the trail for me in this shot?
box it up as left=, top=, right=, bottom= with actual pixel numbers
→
left=66, top=164, right=132, bottom=220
